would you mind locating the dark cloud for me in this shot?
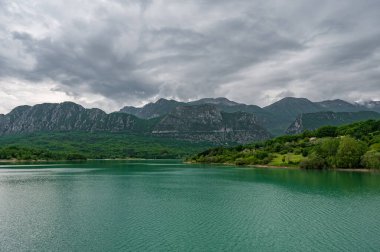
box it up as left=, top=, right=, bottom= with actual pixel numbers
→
left=0, top=0, right=379, bottom=112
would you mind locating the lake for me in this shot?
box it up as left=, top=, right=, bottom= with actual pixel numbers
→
left=0, top=160, right=379, bottom=251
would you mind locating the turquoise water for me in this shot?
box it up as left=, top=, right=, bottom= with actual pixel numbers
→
left=0, top=160, right=379, bottom=251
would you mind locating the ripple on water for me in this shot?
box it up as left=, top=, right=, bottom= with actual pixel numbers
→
left=0, top=161, right=380, bottom=251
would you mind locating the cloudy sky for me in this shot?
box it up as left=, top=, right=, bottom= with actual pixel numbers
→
left=0, top=0, right=379, bottom=113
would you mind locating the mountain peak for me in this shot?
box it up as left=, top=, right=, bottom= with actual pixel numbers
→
left=154, top=98, right=171, bottom=104
left=277, top=97, right=312, bottom=103
left=189, top=97, right=240, bottom=106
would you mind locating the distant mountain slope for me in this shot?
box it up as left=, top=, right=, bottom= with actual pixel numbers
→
left=187, top=97, right=241, bottom=106
left=119, top=97, right=272, bottom=120
left=286, top=111, right=380, bottom=134
left=120, top=98, right=185, bottom=119
left=0, top=101, right=271, bottom=145
left=357, top=101, right=380, bottom=113
left=0, top=102, right=148, bottom=135
left=2, top=97, right=379, bottom=143
left=119, top=97, right=380, bottom=136
left=152, top=104, right=271, bottom=144
left=119, top=97, right=277, bottom=134
left=263, top=97, right=322, bottom=119
left=316, top=99, right=363, bottom=112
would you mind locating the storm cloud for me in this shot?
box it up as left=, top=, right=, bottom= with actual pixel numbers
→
left=0, top=0, right=379, bottom=113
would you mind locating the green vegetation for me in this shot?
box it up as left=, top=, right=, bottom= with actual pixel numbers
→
left=0, top=131, right=213, bottom=161
left=0, top=146, right=87, bottom=161
left=188, top=120, right=380, bottom=170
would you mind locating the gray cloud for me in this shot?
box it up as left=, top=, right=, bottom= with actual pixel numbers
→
left=0, top=0, right=379, bottom=113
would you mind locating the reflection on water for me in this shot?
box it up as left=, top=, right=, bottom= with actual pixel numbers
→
left=0, top=160, right=379, bottom=251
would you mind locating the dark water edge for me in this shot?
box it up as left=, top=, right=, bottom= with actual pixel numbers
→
left=0, top=160, right=380, bottom=251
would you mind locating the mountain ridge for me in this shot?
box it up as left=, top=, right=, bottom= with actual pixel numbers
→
left=0, top=101, right=271, bottom=144
left=1, top=97, right=380, bottom=143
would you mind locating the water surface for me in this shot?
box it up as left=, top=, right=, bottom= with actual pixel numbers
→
left=0, top=160, right=379, bottom=251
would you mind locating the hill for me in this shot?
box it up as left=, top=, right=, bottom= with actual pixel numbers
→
left=188, top=120, right=380, bottom=170
left=286, top=111, right=380, bottom=134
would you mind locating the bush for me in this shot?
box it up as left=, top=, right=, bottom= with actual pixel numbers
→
left=315, top=138, right=340, bottom=158
left=301, top=148, right=308, bottom=157
left=316, top=126, right=338, bottom=138
left=300, top=153, right=326, bottom=169
left=361, top=151, right=380, bottom=169
left=335, top=137, right=367, bottom=168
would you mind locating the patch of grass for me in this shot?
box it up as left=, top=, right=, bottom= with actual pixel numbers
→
left=269, top=153, right=304, bottom=166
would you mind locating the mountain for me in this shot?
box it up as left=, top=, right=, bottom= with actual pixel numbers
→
left=120, top=96, right=380, bottom=136
left=152, top=104, right=271, bottom=144
left=187, top=97, right=241, bottom=106
left=0, top=102, right=148, bottom=135
left=0, top=101, right=271, bottom=145
left=2, top=97, right=379, bottom=143
left=120, top=98, right=185, bottom=119
left=357, top=101, right=380, bottom=113
left=316, top=99, right=363, bottom=112
left=120, top=97, right=276, bottom=132
left=286, top=111, right=380, bottom=134
left=263, top=97, right=322, bottom=119
left=119, top=97, right=268, bottom=119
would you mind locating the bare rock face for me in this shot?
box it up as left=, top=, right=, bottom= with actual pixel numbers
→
left=286, top=111, right=380, bottom=134
left=0, top=102, right=272, bottom=144
left=152, top=104, right=271, bottom=144
left=0, top=102, right=141, bottom=135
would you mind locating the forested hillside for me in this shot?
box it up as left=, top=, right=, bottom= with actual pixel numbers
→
left=189, top=120, right=380, bottom=170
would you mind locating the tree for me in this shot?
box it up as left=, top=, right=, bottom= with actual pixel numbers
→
left=316, top=126, right=338, bottom=138
left=336, top=137, right=367, bottom=168
left=314, top=137, right=340, bottom=167
left=300, top=152, right=326, bottom=169
left=361, top=151, right=380, bottom=169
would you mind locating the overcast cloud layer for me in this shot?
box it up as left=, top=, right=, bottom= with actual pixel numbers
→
left=0, top=0, right=379, bottom=113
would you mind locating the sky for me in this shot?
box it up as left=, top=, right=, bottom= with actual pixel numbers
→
left=0, top=0, right=379, bottom=113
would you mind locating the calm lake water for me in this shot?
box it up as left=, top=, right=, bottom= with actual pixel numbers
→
left=0, top=160, right=380, bottom=251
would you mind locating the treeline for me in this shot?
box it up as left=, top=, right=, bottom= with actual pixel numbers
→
left=188, top=120, right=380, bottom=170
left=0, top=131, right=212, bottom=160
left=0, top=146, right=87, bottom=161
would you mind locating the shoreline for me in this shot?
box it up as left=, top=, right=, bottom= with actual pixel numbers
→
left=188, top=161, right=377, bottom=173
left=1, top=159, right=378, bottom=173
left=0, top=158, right=178, bottom=163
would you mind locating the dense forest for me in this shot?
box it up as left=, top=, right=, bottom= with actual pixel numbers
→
left=188, top=120, right=380, bottom=170
left=0, top=131, right=212, bottom=161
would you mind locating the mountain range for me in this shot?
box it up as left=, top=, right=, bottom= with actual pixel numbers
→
left=0, top=97, right=379, bottom=145
left=120, top=97, right=380, bottom=135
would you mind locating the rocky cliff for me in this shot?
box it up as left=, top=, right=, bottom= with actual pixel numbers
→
left=152, top=105, right=271, bottom=144
left=0, top=102, right=142, bottom=135
left=286, top=111, right=380, bottom=134
left=0, top=102, right=271, bottom=144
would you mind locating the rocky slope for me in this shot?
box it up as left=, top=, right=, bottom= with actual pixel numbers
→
left=152, top=105, right=271, bottom=144
left=120, top=97, right=380, bottom=135
left=286, top=111, right=380, bottom=134
left=0, top=102, right=144, bottom=135
left=0, top=102, right=271, bottom=144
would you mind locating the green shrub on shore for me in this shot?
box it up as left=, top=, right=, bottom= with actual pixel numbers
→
left=361, top=151, right=380, bottom=169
